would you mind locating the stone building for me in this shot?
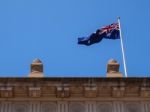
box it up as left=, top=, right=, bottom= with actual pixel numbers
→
left=0, top=59, right=150, bottom=112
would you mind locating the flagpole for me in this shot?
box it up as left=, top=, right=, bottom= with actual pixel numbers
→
left=117, top=17, right=128, bottom=77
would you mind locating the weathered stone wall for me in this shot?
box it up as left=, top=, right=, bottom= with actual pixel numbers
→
left=0, top=78, right=150, bottom=112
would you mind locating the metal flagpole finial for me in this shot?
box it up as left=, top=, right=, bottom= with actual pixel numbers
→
left=117, top=17, right=121, bottom=20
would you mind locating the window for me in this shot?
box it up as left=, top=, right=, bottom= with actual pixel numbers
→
left=13, top=104, right=27, bottom=112
left=96, top=103, right=112, bottom=112
left=41, top=102, right=57, bottom=112
left=126, top=103, right=140, bottom=112
left=69, top=103, right=85, bottom=112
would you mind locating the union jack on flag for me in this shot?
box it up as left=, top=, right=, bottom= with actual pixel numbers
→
left=99, top=23, right=120, bottom=39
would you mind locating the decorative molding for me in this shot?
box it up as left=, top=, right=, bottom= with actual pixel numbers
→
left=125, top=86, right=140, bottom=97
left=140, top=87, right=150, bottom=98
left=98, top=86, right=112, bottom=97
left=112, top=87, right=125, bottom=98
left=56, top=86, right=70, bottom=98
left=0, top=78, right=150, bottom=99
left=0, top=87, right=13, bottom=98
left=84, top=85, right=97, bottom=98
left=28, top=87, right=41, bottom=98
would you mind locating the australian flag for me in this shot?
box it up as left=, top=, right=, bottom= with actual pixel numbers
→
left=78, top=23, right=120, bottom=46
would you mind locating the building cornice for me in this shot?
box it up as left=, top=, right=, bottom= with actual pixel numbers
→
left=0, top=77, right=150, bottom=99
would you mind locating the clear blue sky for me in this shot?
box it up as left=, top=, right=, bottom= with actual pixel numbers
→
left=0, top=0, right=150, bottom=77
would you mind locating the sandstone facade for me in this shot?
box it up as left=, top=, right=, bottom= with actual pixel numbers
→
left=0, top=77, right=150, bottom=112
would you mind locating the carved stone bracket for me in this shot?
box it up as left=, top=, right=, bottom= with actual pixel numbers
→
left=125, top=86, right=140, bottom=97
left=28, top=87, right=41, bottom=97
left=112, top=87, right=125, bottom=97
left=0, top=87, right=13, bottom=98
left=84, top=84, right=97, bottom=98
left=140, top=87, right=150, bottom=97
left=56, top=86, right=70, bottom=98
